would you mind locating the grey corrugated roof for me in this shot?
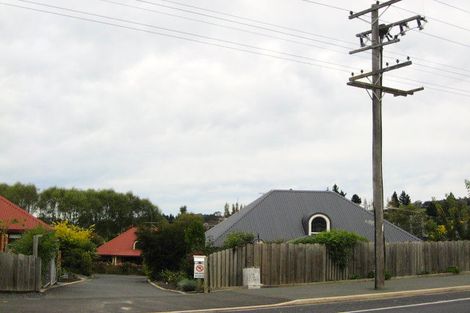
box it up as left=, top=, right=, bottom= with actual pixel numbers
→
left=205, top=190, right=421, bottom=246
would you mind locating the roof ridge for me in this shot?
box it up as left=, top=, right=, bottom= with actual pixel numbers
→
left=271, top=189, right=330, bottom=193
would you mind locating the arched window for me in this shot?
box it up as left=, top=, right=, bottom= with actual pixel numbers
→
left=133, top=241, right=139, bottom=250
left=308, top=214, right=331, bottom=235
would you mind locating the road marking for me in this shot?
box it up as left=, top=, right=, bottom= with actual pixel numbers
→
left=158, top=286, right=470, bottom=313
left=340, top=297, right=470, bottom=313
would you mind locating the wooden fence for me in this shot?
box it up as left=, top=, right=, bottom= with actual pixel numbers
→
left=207, top=241, right=470, bottom=290
left=0, top=252, right=42, bottom=292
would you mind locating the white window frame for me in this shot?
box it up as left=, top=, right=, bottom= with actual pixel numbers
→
left=308, top=213, right=331, bottom=235
left=133, top=241, right=138, bottom=250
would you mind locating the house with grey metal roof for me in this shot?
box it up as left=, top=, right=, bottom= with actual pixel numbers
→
left=205, top=190, right=420, bottom=247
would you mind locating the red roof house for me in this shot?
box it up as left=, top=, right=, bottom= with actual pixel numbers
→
left=0, top=195, right=50, bottom=251
left=97, top=227, right=141, bottom=264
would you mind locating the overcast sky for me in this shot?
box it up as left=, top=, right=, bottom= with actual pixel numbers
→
left=1, top=0, right=469, bottom=215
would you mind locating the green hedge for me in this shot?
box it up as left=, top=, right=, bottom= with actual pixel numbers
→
left=291, top=230, right=367, bottom=269
left=93, top=261, right=143, bottom=275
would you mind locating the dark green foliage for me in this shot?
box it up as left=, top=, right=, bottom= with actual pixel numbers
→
left=385, top=272, right=392, bottom=280
left=429, top=193, right=469, bottom=240
left=223, top=231, right=255, bottom=249
left=0, top=182, right=38, bottom=214
left=177, top=278, right=197, bottom=292
left=351, top=194, right=362, bottom=204
left=389, top=191, right=400, bottom=208
left=332, top=184, right=346, bottom=197
left=349, top=274, right=360, bottom=280
left=137, top=214, right=206, bottom=280
left=93, top=262, right=143, bottom=275
left=291, top=230, right=367, bottom=269
left=9, top=226, right=59, bottom=271
left=446, top=266, right=460, bottom=274
left=399, top=191, right=411, bottom=206
left=384, top=204, right=427, bottom=239
left=224, top=203, right=230, bottom=218
left=160, top=269, right=187, bottom=285
left=0, top=182, right=163, bottom=240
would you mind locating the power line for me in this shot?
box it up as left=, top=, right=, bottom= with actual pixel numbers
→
left=389, top=75, right=470, bottom=94
left=135, top=0, right=357, bottom=47
left=298, top=0, right=470, bottom=74
left=388, top=77, right=470, bottom=98
left=420, top=31, right=470, bottom=49
left=4, top=1, right=470, bottom=99
left=98, top=0, right=355, bottom=53
left=299, top=0, right=349, bottom=12
left=135, top=0, right=470, bottom=77
left=0, top=2, right=352, bottom=73
left=392, top=4, right=470, bottom=33
left=104, top=1, right=470, bottom=80
left=13, top=0, right=355, bottom=71
left=432, top=0, right=470, bottom=15
left=147, top=0, right=354, bottom=45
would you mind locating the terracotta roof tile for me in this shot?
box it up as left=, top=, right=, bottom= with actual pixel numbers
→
left=97, top=227, right=141, bottom=257
left=0, top=195, right=50, bottom=232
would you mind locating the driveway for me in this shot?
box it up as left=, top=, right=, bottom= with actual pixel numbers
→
left=0, top=274, right=281, bottom=313
left=0, top=274, right=182, bottom=313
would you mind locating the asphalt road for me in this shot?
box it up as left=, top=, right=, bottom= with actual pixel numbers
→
left=0, top=274, right=180, bottom=313
left=1, top=275, right=469, bottom=313
left=0, top=274, right=281, bottom=313
left=222, top=291, right=470, bottom=313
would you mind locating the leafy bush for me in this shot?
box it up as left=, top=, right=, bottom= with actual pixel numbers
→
left=93, top=261, right=143, bottom=275
left=9, top=226, right=59, bottom=271
left=177, top=278, right=197, bottom=292
left=366, top=270, right=392, bottom=280
left=160, top=269, right=187, bottom=285
left=447, top=266, right=460, bottom=274
left=223, top=231, right=255, bottom=249
left=138, top=214, right=206, bottom=280
left=54, top=221, right=96, bottom=275
left=291, top=230, right=367, bottom=269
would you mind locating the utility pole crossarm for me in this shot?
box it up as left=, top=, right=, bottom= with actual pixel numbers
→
left=356, top=15, right=427, bottom=38
left=349, top=60, right=412, bottom=81
left=347, top=81, right=423, bottom=97
left=349, top=39, right=399, bottom=55
left=349, top=0, right=401, bottom=19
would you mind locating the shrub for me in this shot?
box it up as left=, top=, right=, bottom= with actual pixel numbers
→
left=177, top=278, right=197, bottom=292
left=54, top=221, right=96, bottom=276
left=160, top=269, right=187, bottom=285
left=93, top=261, right=143, bottom=275
left=291, top=230, right=367, bottom=269
left=447, top=266, right=460, bottom=274
left=9, top=226, right=59, bottom=272
left=223, top=231, right=255, bottom=249
left=365, top=271, right=392, bottom=280
left=137, top=214, right=206, bottom=280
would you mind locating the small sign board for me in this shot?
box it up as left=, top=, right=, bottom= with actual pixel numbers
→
left=193, top=255, right=205, bottom=279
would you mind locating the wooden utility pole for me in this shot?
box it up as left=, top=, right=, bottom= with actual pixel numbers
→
left=348, top=0, right=426, bottom=289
